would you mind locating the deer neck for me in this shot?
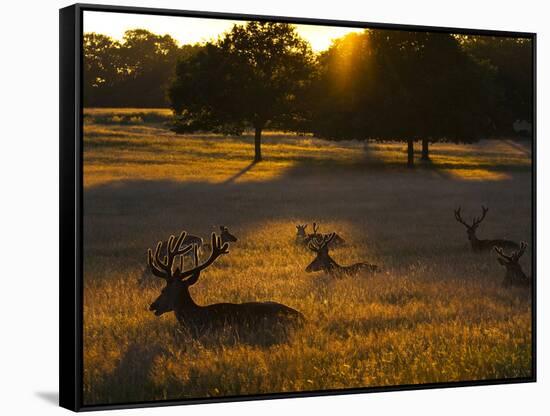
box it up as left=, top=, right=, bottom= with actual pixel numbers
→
left=173, top=287, right=204, bottom=323
left=469, top=230, right=481, bottom=248
left=323, top=254, right=341, bottom=273
left=507, top=269, right=528, bottom=282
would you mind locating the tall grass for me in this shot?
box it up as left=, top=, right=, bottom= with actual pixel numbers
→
left=82, top=109, right=532, bottom=405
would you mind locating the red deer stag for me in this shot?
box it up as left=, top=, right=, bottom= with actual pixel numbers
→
left=148, top=231, right=304, bottom=343
left=494, top=242, right=531, bottom=287
left=305, top=233, right=377, bottom=277
left=454, top=206, right=519, bottom=252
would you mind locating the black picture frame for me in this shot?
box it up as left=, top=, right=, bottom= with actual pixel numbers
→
left=60, top=3, right=537, bottom=412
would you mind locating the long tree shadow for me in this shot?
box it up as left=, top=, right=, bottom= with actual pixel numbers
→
left=221, top=160, right=258, bottom=184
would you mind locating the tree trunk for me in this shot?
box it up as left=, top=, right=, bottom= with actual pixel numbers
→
left=254, top=126, right=262, bottom=162
left=421, top=139, right=430, bottom=161
left=407, top=139, right=414, bottom=168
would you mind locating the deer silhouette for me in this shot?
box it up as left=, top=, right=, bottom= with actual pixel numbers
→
left=295, top=224, right=311, bottom=244
left=147, top=230, right=304, bottom=343
left=305, top=233, right=377, bottom=277
left=454, top=206, right=519, bottom=252
left=219, top=225, right=238, bottom=243
left=494, top=242, right=531, bottom=287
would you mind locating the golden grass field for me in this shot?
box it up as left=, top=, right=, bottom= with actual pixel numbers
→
left=82, top=108, right=533, bottom=405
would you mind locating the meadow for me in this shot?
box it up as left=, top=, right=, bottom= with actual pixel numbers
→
left=82, top=108, right=533, bottom=405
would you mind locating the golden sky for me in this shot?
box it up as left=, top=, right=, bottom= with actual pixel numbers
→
left=83, top=11, right=364, bottom=52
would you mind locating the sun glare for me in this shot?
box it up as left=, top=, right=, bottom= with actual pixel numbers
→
left=83, top=11, right=363, bottom=52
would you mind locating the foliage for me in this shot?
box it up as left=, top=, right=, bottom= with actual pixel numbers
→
left=168, top=22, right=315, bottom=160
left=83, top=30, right=200, bottom=107
left=459, top=36, right=533, bottom=135
left=309, top=31, right=497, bottom=158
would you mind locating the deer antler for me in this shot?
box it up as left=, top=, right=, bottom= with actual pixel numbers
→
left=308, top=238, right=321, bottom=252
left=454, top=207, right=470, bottom=228
left=309, top=233, right=335, bottom=252
left=494, top=241, right=527, bottom=263
left=192, top=244, right=199, bottom=267
left=494, top=245, right=513, bottom=262
left=312, top=222, right=319, bottom=234
left=513, top=241, right=528, bottom=261
left=472, top=206, right=488, bottom=228
left=176, top=232, right=229, bottom=281
left=147, top=231, right=193, bottom=280
left=322, top=233, right=336, bottom=248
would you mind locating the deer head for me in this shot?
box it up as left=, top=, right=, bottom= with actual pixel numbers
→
left=147, top=231, right=229, bottom=316
left=295, top=224, right=308, bottom=239
left=220, top=225, right=237, bottom=243
left=305, top=233, right=335, bottom=273
left=494, top=242, right=529, bottom=286
left=454, top=206, right=488, bottom=242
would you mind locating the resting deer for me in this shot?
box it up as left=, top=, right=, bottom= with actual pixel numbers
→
left=148, top=231, right=305, bottom=342
left=305, top=233, right=377, bottom=277
left=454, top=206, right=519, bottom=252
left=494, top=242, right=531, bottom=287
left=219, top=225, right=238, bottom=243
left=295, top=224, right=310, bottom=244
left=295, top=222, right=345, bottom=247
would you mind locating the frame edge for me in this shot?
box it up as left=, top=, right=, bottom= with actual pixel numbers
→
left=60, top=4, right=82, bottom=412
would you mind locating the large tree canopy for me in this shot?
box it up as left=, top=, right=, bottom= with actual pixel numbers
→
left=309, top=30, right=496, bottom=166
left=169, top=22, right=315, bottom=162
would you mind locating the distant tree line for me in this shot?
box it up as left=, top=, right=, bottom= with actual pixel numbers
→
left=84, top=25, right=532, bottom=166
left=83, top=29, right=199, bottom=107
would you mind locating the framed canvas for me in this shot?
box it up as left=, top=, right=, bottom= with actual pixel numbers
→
left=59, top=3, right=537, bottom=411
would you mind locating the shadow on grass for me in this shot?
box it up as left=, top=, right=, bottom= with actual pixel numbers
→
left=222, top=160, right=258, bottom=184
left=87, top=343, right=166, bottom=405
left=82, top=136, right=532, bottom=289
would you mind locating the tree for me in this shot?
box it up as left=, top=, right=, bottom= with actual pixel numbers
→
left=459, top=36, right=533, bottom=136
left=83, top=33, right=122, bottom=107
left=169, top=22, right=315, bottom=162
left=309, top=30, right=494, bottom=167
